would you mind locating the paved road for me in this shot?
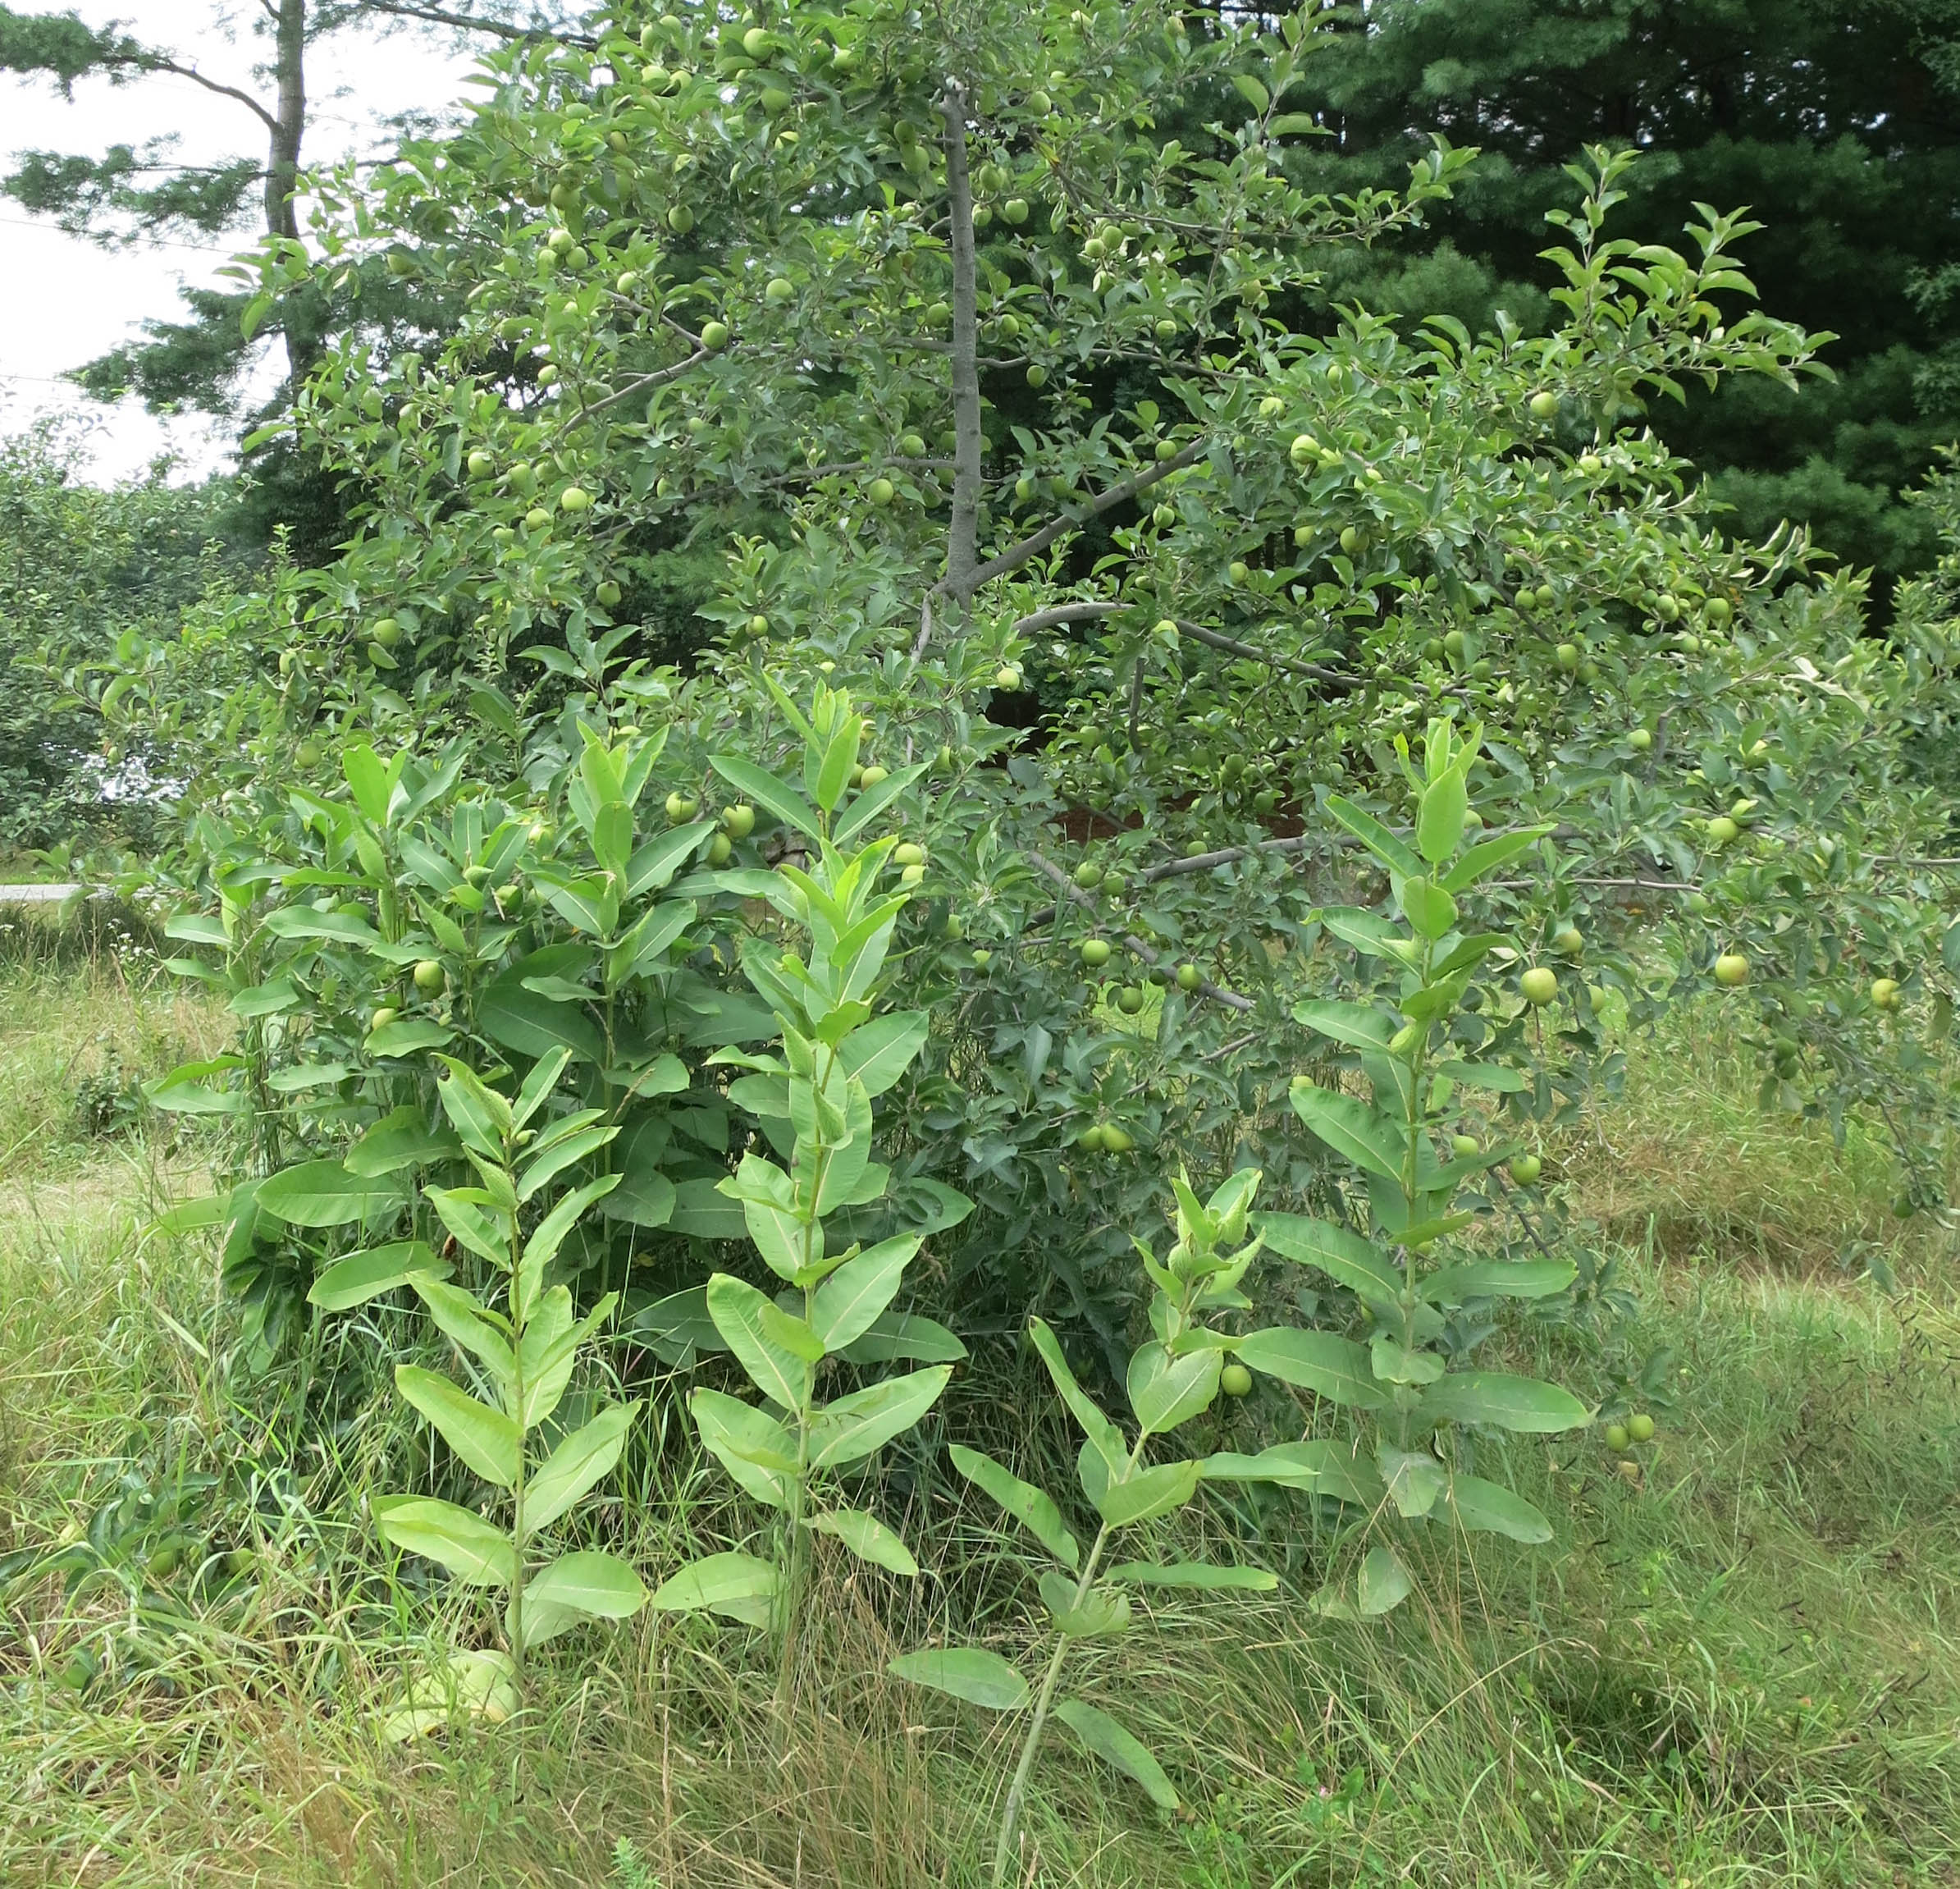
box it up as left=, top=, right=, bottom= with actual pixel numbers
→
left=0, top=884, right=83, bottom=903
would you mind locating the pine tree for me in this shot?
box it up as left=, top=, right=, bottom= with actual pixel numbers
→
left=0, top=2, right=587, bottom=549
left=1280, top=0, right=1960, bottom=600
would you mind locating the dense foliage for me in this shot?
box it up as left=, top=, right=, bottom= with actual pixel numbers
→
left=34, top=0, right=1959, bottom=1847
left=0, top=423, right=246, bottom=854
left=1280, top=0, right=1960, bottom=598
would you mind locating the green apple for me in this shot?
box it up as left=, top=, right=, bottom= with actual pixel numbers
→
left=1520, top=967, right=1559, bottom=1005
left=868, top=477, right=896, bottom=506
left=700, top=318, right=729, bottom=350
left=1529, top=390, right=1559, bottom=419
left=894, top=842, right=926, bottom=867
left=665, top=790, right=699, bottom=823
left=1712, top=952, right=1750, bottom=986
left=1221, top=1362, right=1253, bottom=1397
left=1508, top=1154, right=1542, bottom=1184
left=1081, top=938, right=1112, bottom=968
left=412, top=959, right=446, bottom=995
left=765, top=275, right=794, bottom=304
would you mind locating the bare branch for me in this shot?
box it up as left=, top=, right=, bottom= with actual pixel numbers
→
left=939, top=76, right=985, bottom=605
left=944, top=437, right=1210, bottom=601
left=1005, top=598, right=1364, bottom=691
left=1172, top=618, right=1363, bottom=691
left=145, top=57, right=279, bottom=136
left=352, top=1, right=598, bottom=47
left=1028, top=852, right=1255, bottom=1013
left=562, top=345, right=713, bottom=428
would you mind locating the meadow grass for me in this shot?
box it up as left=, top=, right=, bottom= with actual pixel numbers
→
left=1, top=950, right=1956, bottom=1887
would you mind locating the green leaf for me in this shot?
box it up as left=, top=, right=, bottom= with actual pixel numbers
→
left=1441, top=824, right=1557, bottom=893
left=307, top=1241, right=450, bottom=1310
left=1268, top=110, right=1323, bottom=138
left=807, top=1365, right=953, bottom=1469
left=1433, top=1059, right=1528, bottom=1094
left=1358, top=1544, right=1413, bottom=1616
left=1055, top=1699, right=1179, bottom=1809
left=1323, top=792, right=1424, bottom=879
left=1029, top=1318, right=1126, bottom=1476
left=626, top=824, right=715, bottom=896
left=517, top=1123, right=619, bottom=1201
left=1126, top=1342, right=1222, bottom=1436
left=948, top=1444, right=1079, bottom=1569
left=519, top=1550, right=647, bottom=1649
left=811, top=1234, right=921, bottom=1351
left=839, top=1310, right=966, bottom=1364
left=838, top=1010, right=930, bottom=1095
left=669, top=1176, right=748, bottom=1240
left=647, top=1550, right=779, bottom=1626
left=478, top=953, right=605, bottom=1063
left=372, top=1495, right=515, bottom=1587
left=709, top=753, right=822, bottom=839
left=807, top=1507, right=919, bottom=1576
left=1446, top=1474, right=1554, bottom=1544
left=706, top=1273, right=814, bottom=1410
left=888, top=1647, right=1030, bottom=1711
left=1377, top=1444, right=1447, bottom=1517
left=1256, top=1213, right=1401, bottom=1305
left=1422, top=1259, right=1577, bottom=1302
left=598, top=1169, right=676, bottom=1228
left=689, top=1388, right=794, bottom=1508
left=523, top=1401, right=641, bottom=1538
left=346, top=1106, right=461, bottom=1176
left=1096, top=1457, right=1201, bottom=1528
left=426, top=1186, right=509, bottom=1268
left=342, top=743, right=400, bottom=825
left=1415, top=768, right=1469, bottom=864
left=1416, top=1370, right=1591, bottom=1434
left=1400, top=876, right=1459, bottom=940
left=367, top=1018, right=455, bottom=1057
left=1291, top=999, right=1395, bottom=1050
left=1231, top=71, right=1270, bottom=113
left=1235, top=1329, right=1389, bottom=1410
left=395, top=1365, right=520, bottom=1488
left=1038, top=1571, right=1131, bottom=1638
left=832, top=761, right=929, bottom=845
left=258, top=1160, right=404, bottom=1229
left=1105, top=1561, right=1277, bottom=1590
left=1201, top=1440, right=1384, bottom=1505
left=1286, top=1082, right=1405, bottom=1183
left=413, top=1275, right=517, bottom=1386
left=516, top=1174, right=620, bottom=1317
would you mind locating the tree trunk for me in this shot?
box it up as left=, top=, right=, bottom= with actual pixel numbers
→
left=269, top=0, right=313, bottom=381
left=939, top=77, right=983, bottom=606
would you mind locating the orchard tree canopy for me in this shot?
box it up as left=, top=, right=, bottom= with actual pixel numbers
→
left=1281, top=0, right=1960, bottom=599
left=90, top=0, right=1960, bottom=1344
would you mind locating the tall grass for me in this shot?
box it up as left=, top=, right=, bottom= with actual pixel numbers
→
left=1, top=948, right=1956, bottom=1886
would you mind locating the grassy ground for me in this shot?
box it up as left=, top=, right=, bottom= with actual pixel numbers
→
left=1, top=949, right=1956, bottom=1887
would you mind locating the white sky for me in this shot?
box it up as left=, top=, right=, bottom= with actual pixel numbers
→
left=0, top=2, right=487, bottom=484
